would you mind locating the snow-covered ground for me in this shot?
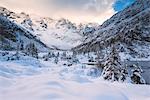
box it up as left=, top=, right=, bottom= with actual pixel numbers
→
left=0, top=52, right=150, bottom=100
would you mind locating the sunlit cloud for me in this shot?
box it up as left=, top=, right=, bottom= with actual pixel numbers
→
left=0, top=0, right=116, bottom=24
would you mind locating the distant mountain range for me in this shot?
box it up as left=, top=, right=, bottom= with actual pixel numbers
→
left=0, top=7, right=98, bottom=50
left=0, top=0, right=150, bottom=60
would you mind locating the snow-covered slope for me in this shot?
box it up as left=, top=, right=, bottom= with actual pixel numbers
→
left=20, top=16, right=98, bottom=50
left=72, top=0, right=150, bottom=84
left=0, top=7, right=98, bottom=50
left=0, top=1, right=150, bottom=99
left=20, top=17, right=82, bottom=50
left=0, top=51, right=150, bottom=100
left=0, top=15, right=48, bottom=51
left=73, top=0, right=150, bottom=59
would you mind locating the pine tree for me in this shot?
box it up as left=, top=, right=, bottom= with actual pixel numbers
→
left=20, top=40, right=24, bottom=51
left=54, top=56, right=59, bottom=64
left=131, top=64, right=145, bottom=84
left=61, top=51, right=67, bottom=59
left=48, top=52, right=51, bottom=58
left=56, top=52, right=59, bottom=57
left=51, top=52, right=55, bottom=57
left=0, top=36, right=4, bottom=48
left=15, top=32, right=21, bottom=60
left=88, top=56, right=94, bottom=62
left=96, top=49, right=104, bottom=68
left=119, top=65, right=129, bottom=82
left=25, top=43, right=38, bottom=58
left=43, top=52, right=52, bottom=61
left=44, top=55, right=49, bottom=61
left=32, top=44, right=38, bottom=58
left=71, top=51, right=79, bottom=63
left=15, top=41, right=20, bottom=60
left=102, top=45, right=125, bottom=82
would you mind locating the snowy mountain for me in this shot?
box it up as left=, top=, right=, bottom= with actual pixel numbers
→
left=0, top=7, right=98, bottom=50
left=0, top=15, right=49, bottom=51
left=73, top=0, right=150, bottom=59
left=72, top=0, right=150, bottom=84
left=0, top=1, right=150, bottom=100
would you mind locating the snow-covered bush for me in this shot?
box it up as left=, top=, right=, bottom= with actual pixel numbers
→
left=131, top=64, right=146, bottom=84
left=87, top=67, right=101, bottom=77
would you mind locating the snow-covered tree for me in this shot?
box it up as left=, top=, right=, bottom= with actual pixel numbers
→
left=88, top=56, right=94, bottom=62
left=56, top=52, right=60, bottom=58
left=119, top=65, right=129, bottom=82
left=19, top=40, right=24, bottom=51
left=44, top=56, right=49, bottom=61
left=131, top=64, right=145, bottom=84
left=43, top=51, right=54, bottom=61
left=102, top=46, right=126, bottom=82
left=15, top=32, right=22, bottom=60
left=96, top=48, right=104, bottom=68
left=61, top=51, right=67, bottom=60
left=54, top=56, right=59, bottom=64
left=0, top=36, right=4, bottom=48
left=43, top=54, right=49, bottom=61
left=51, top=52, right=55, bottom=58
left=15, top=40, right=20, bottom=60
left=47, top=52, right=52, bottom=57
left=71, top=52, right=79, bottom=64
left=25, top=43, right=38, bottom=58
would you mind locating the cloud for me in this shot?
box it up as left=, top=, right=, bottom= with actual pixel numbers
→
left=0, top=0, right=116, bottom=24
left=49, top=0, right=90, bottom=9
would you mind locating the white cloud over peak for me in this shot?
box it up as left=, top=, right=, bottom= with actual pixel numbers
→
left=0, top=0, right=116, bottom=24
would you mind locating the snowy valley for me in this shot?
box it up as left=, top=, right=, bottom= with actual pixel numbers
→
left=0, top=51, right=150, bottom=100
left=0, top=0, right=150, bottom=100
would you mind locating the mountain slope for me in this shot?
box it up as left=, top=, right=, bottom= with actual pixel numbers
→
left=0, top=15, right=49, bottom=51
left=0, top=7, right=98, bottom=50
left=20, top=16, right=98, bottom=50
left=73, top=0, right=150, bottom=59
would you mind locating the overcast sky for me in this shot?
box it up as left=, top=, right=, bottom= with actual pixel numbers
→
left=0, top=0, right=135, bottom=24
